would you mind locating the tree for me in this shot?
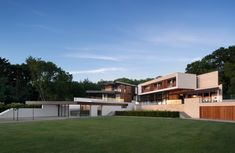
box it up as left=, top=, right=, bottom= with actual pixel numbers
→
left=185, top=46, right=235, bottom=98
left=71, top=79, right=102, bottom=98
left=26, top=57, right=73, bottom=101
left=9, top=64, right=37, bottom=102
left=0, top=58, right=12, bottom=103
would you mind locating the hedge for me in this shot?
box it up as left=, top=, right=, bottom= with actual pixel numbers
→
left=115, top=110, right=179, bottom=118
left=0, top=103, right=41, bottom=113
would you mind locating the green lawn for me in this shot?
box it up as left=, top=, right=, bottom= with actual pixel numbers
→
left=0, top=117, right=235, bottom=153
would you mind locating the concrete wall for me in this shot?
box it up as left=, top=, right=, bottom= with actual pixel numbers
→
left=184, top=98, right=200, bottom=118
left=136, top=98, right=235, bottom=119
left=0, top=105, right=58, bottom=119
left=177, top=73, right=196, bottom=89
left=136, top=104, right=184, bottom=112
left=102, top=103, right=135, bottom=116
left=197, top=71, right=219, bottom=88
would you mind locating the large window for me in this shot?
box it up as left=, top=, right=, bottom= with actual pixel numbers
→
left=142, top=85, right=150, bottom=92
left=167, top=77, right=176, bottom=87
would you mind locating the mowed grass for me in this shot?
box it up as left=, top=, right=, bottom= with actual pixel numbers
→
left=0, top=117, right=235, bottom=153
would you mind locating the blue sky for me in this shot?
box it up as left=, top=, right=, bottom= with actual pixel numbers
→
left=0, top=0, right=235, bottom=82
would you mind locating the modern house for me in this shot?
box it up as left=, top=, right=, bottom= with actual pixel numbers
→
left=87, top=81, right=137, bottom=102
left=136, top=71, right=235, bottom=121
left=138, top=71, right=223, bottom=105
left=1, top=70, right=235, bottom=121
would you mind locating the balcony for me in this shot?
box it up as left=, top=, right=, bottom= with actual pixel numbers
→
left=138, top=99, right=182, bottom=105
left=102, top=97, right=124, bottom=102
left=142, top=78, right=176, bottom=93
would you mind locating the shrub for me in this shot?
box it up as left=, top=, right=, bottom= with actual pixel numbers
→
left=115, top=110, right=179, bottom=118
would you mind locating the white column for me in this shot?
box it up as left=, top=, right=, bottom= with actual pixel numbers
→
left=90, top=105, right=98, bottom=117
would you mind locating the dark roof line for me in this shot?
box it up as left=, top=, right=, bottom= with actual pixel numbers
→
left=86, top=90, right=120, bottom=94
left=103, top=81, right=136, bottom=87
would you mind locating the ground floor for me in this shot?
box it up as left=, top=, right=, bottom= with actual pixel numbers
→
left=0, top=99, right=134, bottom=120
left=0, top=97, right=234, bottom=121
left=136, top=98, right=235, bottom=120
left=139, top=87, right=222, bottom=104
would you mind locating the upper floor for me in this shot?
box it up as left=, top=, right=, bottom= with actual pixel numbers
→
left=87, top=81, right=137, bottom=102
left=138, top=71, right=220, bottom=95
left=102, top=81, right=136, bottom=94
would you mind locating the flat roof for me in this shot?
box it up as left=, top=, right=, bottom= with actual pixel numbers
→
left=185, top=87, right=219, bottom=94
left=26, top=99, right=128, bottom=106
left=139, top=72, right=179, bottom=86
left=86, top=90, right=120, bottom=94
left=103, top=81, right=136, bottom=87
left=139, top=87, right=220, bottom=96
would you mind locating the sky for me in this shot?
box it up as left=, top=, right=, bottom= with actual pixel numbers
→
left=0, top=0, right=235, bottom=82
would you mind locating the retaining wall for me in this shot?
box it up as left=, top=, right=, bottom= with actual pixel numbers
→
left=0, top=105, right=58, bottom=119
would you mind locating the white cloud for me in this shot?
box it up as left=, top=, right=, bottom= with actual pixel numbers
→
left=70, top=67, right=125, bottom=74
left=63, top=47, right=200, bottom=63
left=7, top=0, right=47, bottom=17
left=133, top=25, right=235, bottom=48
left=147, top=32, right=202, bottom=46
left=18, top=24, right=58, bottom=32
left=132, top=55, right=202, bottom=63
left=65, top=53, right=120, bottom=61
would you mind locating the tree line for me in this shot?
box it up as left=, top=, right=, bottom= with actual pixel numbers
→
left=0, top=57, right=101, bottom=104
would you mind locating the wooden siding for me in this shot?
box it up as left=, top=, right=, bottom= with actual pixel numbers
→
left=119, top=85, right=134, bottom=102
left=200, top=106, right=235, bottom=121
left=104, top=85, right=113, bottom=91
left=142, top=77, right=176, bottom=93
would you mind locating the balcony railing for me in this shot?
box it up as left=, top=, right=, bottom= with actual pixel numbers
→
left=138, top=99, right=182, bottom=105
left=103, top=98, right=124, bottom=102
left=200, top=97, right=220, bottom=103
left=142, top=82, right=176, bottom=93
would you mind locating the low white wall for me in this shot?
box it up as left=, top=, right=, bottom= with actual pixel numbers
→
left=102, top=103, right=135, bottom=116
left=0, top=105, right=58, bottom=119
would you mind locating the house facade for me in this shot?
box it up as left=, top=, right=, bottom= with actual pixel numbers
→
left=138, top=71, right=223, bottom=105
left=87, top=81, right=137, bottom=102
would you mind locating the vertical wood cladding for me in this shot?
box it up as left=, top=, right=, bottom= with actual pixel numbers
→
left=141, top=77, right=176, bottom=93
left=119, top=84, right=134, bottom=102
left=200, top=106, right=235, bottom=121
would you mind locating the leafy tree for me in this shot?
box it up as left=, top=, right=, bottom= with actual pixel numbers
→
left=186, top=46, right=235, bottom=98
left=71, top=79, right=102, bottom=98
left=0, top=77, right=8, bottom=102
left=26, top=56, right=72, bottom=101
left=0, top=58, right=12, bottom=103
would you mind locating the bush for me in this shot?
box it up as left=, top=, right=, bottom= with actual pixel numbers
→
left=0, top=103, right=41, bottom=113
left=115, top=110, right=179, bottom=118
